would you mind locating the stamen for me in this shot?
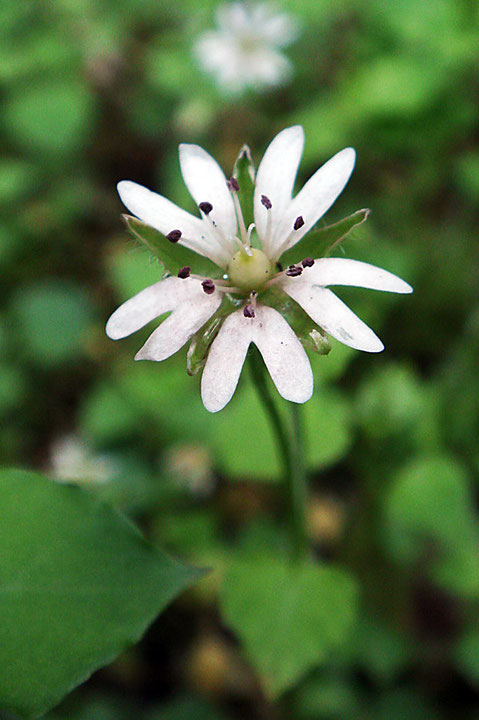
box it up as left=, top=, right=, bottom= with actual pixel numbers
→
left=231, top=190, right=249, bottom=247
left=286, top=264, right=303, bottom=277
left=197, top=198, right=237, bottom=257
left=263, top=200, right=273, bottom=252
left=178, top=266, right=191, bottom=278
left=227, top=177, right=240, bottom=192
left=199, top=201, right=213, bottom=215
left=261, top=195, right=272, bottom=210
left=302, top=257, right=314, bottom=268
left=243, top=291, right=257, bottom=318
left=166, top=229, right=182, bottom=243
left=273, top=216, right=307, bottom=260
left=201, top=279, right=215, bottom=294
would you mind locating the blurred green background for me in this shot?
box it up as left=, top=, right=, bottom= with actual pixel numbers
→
left=1, top=0, right=478, bottom=718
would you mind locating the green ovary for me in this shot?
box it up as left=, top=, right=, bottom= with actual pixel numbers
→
left=227, top=249, right=273, bottom=292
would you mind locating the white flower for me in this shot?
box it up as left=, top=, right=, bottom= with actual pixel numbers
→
left=107, top=125, right=413, bottom=413
left=194, top=2, right=298, bottom=93
left=50, top=435, right=116, bottom=484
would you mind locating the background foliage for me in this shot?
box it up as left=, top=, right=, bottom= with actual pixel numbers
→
left=1, top=0, right=478, bottom=718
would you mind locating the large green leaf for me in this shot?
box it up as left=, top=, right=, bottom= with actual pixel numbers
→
left=220, top=555, right=358, bottom=697
left=122, top=215, right=218, bottom=278
left=0, top=469, right=203, bottom=719
left=280, top=209, right=370, bottom=266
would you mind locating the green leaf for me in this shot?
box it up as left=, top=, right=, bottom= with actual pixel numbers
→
left=11, top=280, right=95, bottom=367
left=4, top=79, right=95, bottom=158
left=344, top=615, right=412, bottom=685
left=79, top=380, right=143, bottom=444
left=294, top=671, right=362, bottom=719
left=382, top=455, right=479, bottom=597
left=123, top=215, right=218, bottom=277
left=209, top=376, right=351, bottom=480
left=0, top=469, right=203, bottom=719
left=280, top=209, right=370, bottom=266
left=220, top=555, right=358, bottom=697
left=232, top=144, right=256, bottom=232
left=356, top=363, right=425, bottom=439
left=0, top=159, right=39, bottom=207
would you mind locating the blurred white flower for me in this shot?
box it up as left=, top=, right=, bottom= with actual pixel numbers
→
left=50, top=435, right=116, bottom=484
left=194, top=2, right=299, bottom=93
left=107, top=126, right=412, bottom=413
left=164, top=443, right=215, bottom=498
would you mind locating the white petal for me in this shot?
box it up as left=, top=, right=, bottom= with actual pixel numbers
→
left=256, top=10, right=299, bottom=46
left=304, top=258, right=413, bottom=293
left=134, top=278, right=222, bottom=361
left=254, top=126, right=304, bottom=255
left=106, top=275, right=221, bottom=358
left=117, top=180, right=229, bottom=266
left=179, top=143, right=237, bottom=241
left=282, top=279, right=384, bottom=352
left=201, top=304, right=313, bottom=413
left=201, top=309, right=252, bottom=413
left=252, top=305, right=313, bottom=404
left=273, top=147, right=356, bottom=258
left=106, top=276, right=179, bottom=340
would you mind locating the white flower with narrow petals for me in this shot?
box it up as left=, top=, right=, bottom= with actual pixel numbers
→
left=194, top=2, right=298, bottom=93
left=107, top=126, right=413, bottom=413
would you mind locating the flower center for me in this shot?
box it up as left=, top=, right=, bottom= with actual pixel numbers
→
left=227, top=248, right=272, bottom=293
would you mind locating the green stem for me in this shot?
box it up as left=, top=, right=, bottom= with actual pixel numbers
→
left=289, top=402, right=308, bottom=558
left=249, top=347, right=308, bottom=560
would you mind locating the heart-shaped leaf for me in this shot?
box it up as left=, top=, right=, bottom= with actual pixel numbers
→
left=0, top=469, right=203, bottom=719
left=220, top=555, right=358, bottom=697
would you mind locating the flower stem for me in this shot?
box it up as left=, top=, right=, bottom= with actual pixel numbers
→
left=248, top=347, right=308, bottom=560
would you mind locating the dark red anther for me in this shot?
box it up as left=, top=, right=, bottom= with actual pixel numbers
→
left=227, top=177, right=240, bottom=192
left=261, top=195, right=272, bottom=210
left=293, top=216, right=304, bottom=230
left=302, top=257, right=314, bottom=268
left=166, top=229, right=182, bottom=243
left=202, top=279, right=215, bottom=294
left=178, top=266, right=191, bottom=279
left=243, top=304, right=255, bottom=318
left=199, top=201, right=213, bottom=215
left=286, top=264, right=303, bottom=277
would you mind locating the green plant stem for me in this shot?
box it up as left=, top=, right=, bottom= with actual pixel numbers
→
left=249, top=348, right=308, bottom=560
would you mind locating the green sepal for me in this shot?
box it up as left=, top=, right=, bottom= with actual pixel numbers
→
left=232, top=144, right=256, bottom=240
left=262, top=286, right=331, bottom=355
left=280, top=208, right=370, bottom=266
left=122, top=214, right=219, bottom=278
left=187, top=294, right=241, bottom=375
